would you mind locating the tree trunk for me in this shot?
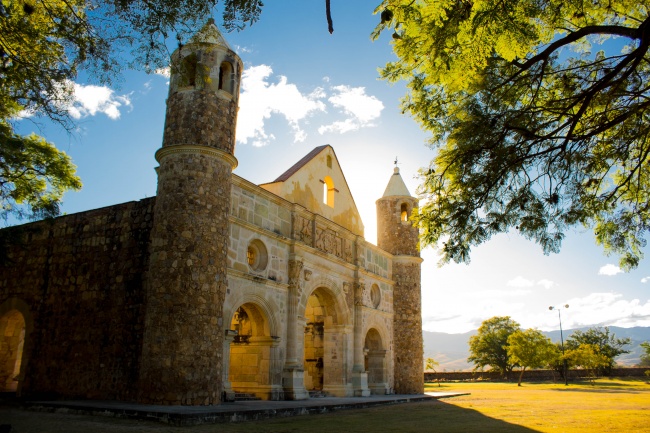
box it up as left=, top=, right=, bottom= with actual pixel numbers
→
left=518, top=367, right=526, bottom=386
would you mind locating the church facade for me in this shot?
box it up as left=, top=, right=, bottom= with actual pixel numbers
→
left=0, top=21, right=423, bottom=405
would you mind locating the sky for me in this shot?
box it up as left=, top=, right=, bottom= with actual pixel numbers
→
left=14, top=1, right=650, bottom=334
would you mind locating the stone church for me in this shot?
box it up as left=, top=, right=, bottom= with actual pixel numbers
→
left=0, top=20, right=423, bottom=405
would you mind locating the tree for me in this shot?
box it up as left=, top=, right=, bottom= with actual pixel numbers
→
left=565, top=344, right=609, bottom=382
left=1, top=0, right=262, bottom=220
left=0, top=120, right=81, bottom=221
left=468, top=316, right=520, bottom=378
left=565, top=327, right=631, bottom=376
left=373, top=0, right=650, bottom=270
left=0, top=0, right=264, bottom=129
left=424, top=357, right=440, bottom=387
left=639, top=341, right=650, bottom=367
left=507, top=328, right=559, bottom=386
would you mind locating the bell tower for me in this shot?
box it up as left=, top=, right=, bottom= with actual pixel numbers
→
left=376, top=166, right=424, bottom=394
left=138, top=19, right=242, bottom=405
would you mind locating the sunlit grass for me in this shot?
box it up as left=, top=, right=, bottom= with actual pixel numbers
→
left=2, top=378, right=649, bottom=432
left=423, top=378, right=650, bottom=433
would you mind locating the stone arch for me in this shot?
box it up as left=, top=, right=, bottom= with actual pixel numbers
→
left=364, top=328, right=389, bottom=395
left=300, top=279, right=351, bottom=396
left=219, top=61, right=234, bottom=93
left=223, top=293, right=283, bottom=400
left=179, top=53, right=198, bottom=88
left=0, top=298, right=33, bottom=394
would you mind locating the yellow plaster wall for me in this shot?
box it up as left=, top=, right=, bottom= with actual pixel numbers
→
left=261, top=147, right=364, bottom=236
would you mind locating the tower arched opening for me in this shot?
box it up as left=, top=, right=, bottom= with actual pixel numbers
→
left=219, top=61, right=234, bottom=94
left=364, top=328, right=388, bottom=395
left=0, top=310, right=26, bottom=392
left=228, top=302, right=279, bottom=399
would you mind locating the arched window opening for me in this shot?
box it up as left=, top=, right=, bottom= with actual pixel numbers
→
left=400, top=203, right=408, bottom=222
left=219, top=61, right=234, bottom=93
left=322, top=176, right=335, bottom=208
left=326, top=155, right=332, bottom=168
left=179, top=54, right=198, bottom=88
left=0, top=310, right=25, bottom=392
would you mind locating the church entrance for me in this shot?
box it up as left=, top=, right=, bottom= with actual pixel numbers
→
left=228, top=303, right=280, bottom=400
left=303, top=287, right=346, bottom=394
left=0, top=309, right=26, bottom=392
left=364, top=328, right=388, bottom=395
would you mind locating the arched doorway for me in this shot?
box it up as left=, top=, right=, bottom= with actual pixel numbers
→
left=0, top=310, right=25, bottom=392
left=303, top=287, right=347, bottom=395
left=228, top=302, right=281, bottom=400
left=364, top=328, right=388, bottom=395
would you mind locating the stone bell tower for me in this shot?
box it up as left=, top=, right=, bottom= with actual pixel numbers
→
left=376, top=166, right=424, bottom=394
left=138, top=19, right=242, bottom=405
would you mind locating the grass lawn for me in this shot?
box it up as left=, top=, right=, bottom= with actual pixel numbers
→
left=1, top=378, right=648, bottom=432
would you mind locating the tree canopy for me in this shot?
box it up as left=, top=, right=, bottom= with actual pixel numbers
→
left=0, top=0, right=263, bottom=220
left=507, top=328, right=559, bottom=385
left=373, top=0, right=650, bottom=270
left=0, top=0, right=263, bottom=129
left=0, top=120, right=81, bottom=221
left=468, top=316, right=520, bottom=376
left=565, top=326, right=631, bottom=375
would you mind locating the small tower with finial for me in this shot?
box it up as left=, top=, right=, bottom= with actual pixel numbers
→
left=138, top=19, right=243, bottom=405
left=376, top=161, right=424, bottom=394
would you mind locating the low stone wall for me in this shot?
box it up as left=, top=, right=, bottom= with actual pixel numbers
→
left=425, top=367, right=648, bottom=382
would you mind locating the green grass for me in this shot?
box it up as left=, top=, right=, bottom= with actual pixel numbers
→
left=2, top=379, right=649, bottom=432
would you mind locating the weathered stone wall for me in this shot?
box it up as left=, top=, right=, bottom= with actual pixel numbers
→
left=377, top=195, right=423, bottom=394
left=0, top=198, right=154, bottom=400
left=392, top=259, right=423, bottom=393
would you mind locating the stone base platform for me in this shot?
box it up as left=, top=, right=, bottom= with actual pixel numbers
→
left=24, top=393, right=468, bottom=426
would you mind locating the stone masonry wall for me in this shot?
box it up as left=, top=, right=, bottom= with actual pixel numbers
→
left=377, top=195, right=423, bottom=394
left=0, top=198, right=154, bottom=400
left=392, top=260, right=423, bottom=393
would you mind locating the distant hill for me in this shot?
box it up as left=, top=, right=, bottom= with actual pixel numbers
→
left=423, top=326, right=650, bottom=372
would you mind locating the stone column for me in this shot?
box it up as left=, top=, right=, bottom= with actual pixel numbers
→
left=222, top=330, right=237, bottom=402
left=282, top=256, right=308, bottom=400
left=351, top=281, right=370, bottom=396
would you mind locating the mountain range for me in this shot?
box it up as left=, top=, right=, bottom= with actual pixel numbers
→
left=423, top=326, right=650, bottom=372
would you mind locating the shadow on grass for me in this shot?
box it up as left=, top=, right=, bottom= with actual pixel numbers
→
left=236, top=400, right=542, bottom=433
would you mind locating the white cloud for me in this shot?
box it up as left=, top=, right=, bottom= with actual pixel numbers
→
left=153, top=67, right=171, bottom=78
left=236, top=65, right=326, bottom=146
left=507, top=276, right=534, bottom=287
left=556, top=293, right=650, bottom=330
left=68, top=83, right=132, bottom=120
left=598, top=264, right=623, bottom=276
left=318, top=85, right=384, bottom=134
left=641, top=276, right=650, bottom=284
left=537, top=279, right=555, bottom=290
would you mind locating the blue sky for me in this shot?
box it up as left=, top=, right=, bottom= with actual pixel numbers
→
left=15, top=1, right=650, bottom=333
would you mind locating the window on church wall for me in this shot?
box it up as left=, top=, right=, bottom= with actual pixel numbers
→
left=219, top=61, right=234, bottom=93
left=326, top=155, right=332, bottom=168
left=400, top=203, right=408, bottom=222
left=179, top=53, right=198, bottom=88
left=322, top=176, right=335, bottom=208
left=247, top=239, right=268, bottom=271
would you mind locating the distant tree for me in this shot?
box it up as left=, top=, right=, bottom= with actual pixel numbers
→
left=507, top=329, right=560, bottom=386
left=565, top=327, right=631, bottom=376
left=640, top=341, right=650, bottom=367
left=0, top=121, right=81, bottom=221
left=565, top=344, right=609, bottom=382
left=372, top=0, right=650, bottom=270
left=424, top=357, right=440, bottom=387
left=468, top=316, right=521, bottom=378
